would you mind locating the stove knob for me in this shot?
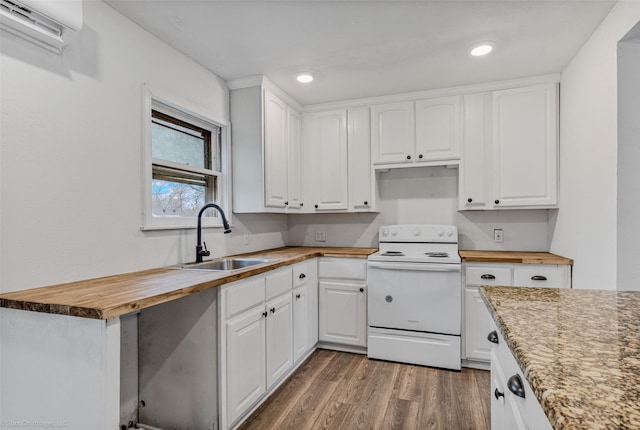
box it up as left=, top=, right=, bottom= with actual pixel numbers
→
left=436, top=229, right=444, bottom=237
left=446, top=229, right=454, bottom=237
left=391, top=228, right=398, bottom=236
left=382, top=228, right=389, bottom=237
left=413, top=229, right=421, bottom=237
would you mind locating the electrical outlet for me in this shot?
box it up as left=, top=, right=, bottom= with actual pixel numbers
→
left=243, top=234, right=249, bottom=245
left=315, top=231, right=326, bottom=242
left=494, top=229, right=504, bottom=243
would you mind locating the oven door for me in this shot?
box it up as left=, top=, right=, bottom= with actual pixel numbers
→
left=367, top=261, right=461, bottom=335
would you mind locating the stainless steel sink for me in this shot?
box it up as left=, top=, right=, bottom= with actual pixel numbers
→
left=180, top=257, right=274, bottom=272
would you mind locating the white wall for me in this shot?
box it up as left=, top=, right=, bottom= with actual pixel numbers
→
left=0, top=1, right=287, bottom=294
left=617, top=25, right=640, bottom=291
left=550, top=1, right=640, bottom=290
left=288, top=166, right=551, bottom=251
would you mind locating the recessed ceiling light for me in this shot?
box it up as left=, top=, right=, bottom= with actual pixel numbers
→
left=295, top=72, right=314, bottom=83
left=470, top=43, right=494, bottom=57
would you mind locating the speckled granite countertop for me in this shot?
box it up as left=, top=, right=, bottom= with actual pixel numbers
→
left=480, top=286, right=640, bottom=429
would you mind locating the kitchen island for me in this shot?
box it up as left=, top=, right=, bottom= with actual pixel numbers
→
left=481, top=286, right=640, bottom=429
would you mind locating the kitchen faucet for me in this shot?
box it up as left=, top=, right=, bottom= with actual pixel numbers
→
left=195, top=203, right=231, bottom=263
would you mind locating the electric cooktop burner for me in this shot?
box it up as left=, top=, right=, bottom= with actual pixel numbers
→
left=424, top=252, right=449, bottom=258
left=381, top=251, right=405, bottom=256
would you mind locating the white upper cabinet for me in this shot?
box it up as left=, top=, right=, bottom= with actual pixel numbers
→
left=348, top=107, right=375, bottom=211
left=286, top=107, right=303, bottom=210
left=459, top=83, right=559, bottom=210
left=491, top=84, right=558, bottom=208
left=415, top=95, right=462, bottom=161
left=230, top=82, right=302, bottom=213
left=371, top=101, right=415, bottom=165
left=371, top=96, right=462, bottom=167
left=263, top=89, right=289, bottom=208
left=303, top=109, right=349, bottom=211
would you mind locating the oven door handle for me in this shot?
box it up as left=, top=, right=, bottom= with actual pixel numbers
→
left=367, top=262, right=461, bottom=272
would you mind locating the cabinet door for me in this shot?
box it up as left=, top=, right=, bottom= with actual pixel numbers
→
left=459, top=92, right=491, bottom=210
left=265, top=293, right=293, bottom=389
left=287, top=107, right=302, bottom=210
left=464, top=286, right=494, bottom=362
left=306, top=110, right=349, bottom=211
left=348, top=107, right=374, bottom=211
left=263, top=89, right=289, bottom=209
left=492, top=84, right=558, bottom=208
left=415, top=96, right=462, bottom=162
left=226, top=307, right=266, bottom=425
left=371, top=101, right=415, bottom=164
left=292, top=284, right=309, bottom=362
left=319, top=280, right=367, bottom=347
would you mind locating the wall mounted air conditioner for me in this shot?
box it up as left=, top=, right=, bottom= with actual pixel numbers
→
left=0, top=0, right=83, bottom=54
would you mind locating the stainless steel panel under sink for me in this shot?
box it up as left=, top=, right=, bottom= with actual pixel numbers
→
left=179, top=258, right=275, bottom=272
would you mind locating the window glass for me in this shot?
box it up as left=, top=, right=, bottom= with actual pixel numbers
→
left=151, top=111, right=210, bottom=169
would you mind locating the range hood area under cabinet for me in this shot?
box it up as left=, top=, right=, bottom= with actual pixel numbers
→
left=230, top=76, right=559, bottom=214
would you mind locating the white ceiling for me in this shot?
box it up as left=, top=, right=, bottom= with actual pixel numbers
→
left=106, top=0, right=616, bottom=106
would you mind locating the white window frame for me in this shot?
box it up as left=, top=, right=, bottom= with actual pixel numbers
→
left=141, top=84, right=232, bottom=230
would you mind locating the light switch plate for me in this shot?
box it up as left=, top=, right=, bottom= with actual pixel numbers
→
left=494, top=229, right=504, bottom=243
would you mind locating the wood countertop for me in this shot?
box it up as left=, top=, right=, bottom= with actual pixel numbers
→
left=459, top=250, right=573, bottom=265
left=481, top=286, right=640, bottom=429
left=0, top=247, right=377, bottom=320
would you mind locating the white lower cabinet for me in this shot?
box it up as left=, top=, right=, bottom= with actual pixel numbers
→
left=318, top=258, right=367, bottom=349
left=220, top=261, right=318, bottom=429
left=226, top=306, right=267, bottom=425
left=490, top=322, right=551, bottom=430
left=463, top=262, right=570, bottom=367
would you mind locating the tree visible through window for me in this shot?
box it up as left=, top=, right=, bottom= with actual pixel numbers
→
left=150, top=108, right=221, bottom=218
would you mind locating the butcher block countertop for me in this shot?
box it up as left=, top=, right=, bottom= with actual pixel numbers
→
left=0, top=247, right=376, bottom=320
left=459, top=250, right=573, bottom=265
left=481, top=286, right=640, bottom=429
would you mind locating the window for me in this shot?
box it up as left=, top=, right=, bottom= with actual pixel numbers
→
left=142, top=86, right=230, bottom=229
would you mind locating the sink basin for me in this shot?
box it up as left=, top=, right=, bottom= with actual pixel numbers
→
left=180, top=258, right=274, bottom=272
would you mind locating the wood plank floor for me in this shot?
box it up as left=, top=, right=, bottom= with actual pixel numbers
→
left=239, top=349, right=491, bottom=430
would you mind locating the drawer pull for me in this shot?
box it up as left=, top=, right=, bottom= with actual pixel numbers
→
left=487, top=330, right=499, bottom=344
left=494, top=388, right=504, bottom=400
left=270, top=307, right=276, bottom=314
left=299, top=273, right=306, bottom=279
left=531, top=275, right=547, bottom=281
left=480, top=274, right=496, bottom=280
left=295, top=294, right=301, bottom=299
left=507, top=374, right=526, bottom=399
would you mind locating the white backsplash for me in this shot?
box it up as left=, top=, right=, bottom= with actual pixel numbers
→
left=287, top=166, right=550, bottom=251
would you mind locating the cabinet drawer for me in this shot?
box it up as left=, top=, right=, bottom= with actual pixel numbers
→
left=319, top=258, right=367, bottom=280
left=513, top=265, right=569, bottom=288
left=266, top=268, right=293, bottom=300
left=293, top=262, right=312, bottom=288
left=226, top=277, right=266, bottom=318
left=466, top=266, right=512, bottom=286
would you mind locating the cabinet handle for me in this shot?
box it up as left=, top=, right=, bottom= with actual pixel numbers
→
left=295, top=294, right=301, bottom=299
left=300, top=203, right=304, bottom=207
left=406, top=155, right=412, bottom=160
left=487, top=330, right=499, bottom=344
left=494, top=199, right=500, bottom=205
left=480, top=274, right=496, bottom=280
left=531, top=275, right=547, bottom=281
left=285, top=201, right=288, bottom=206
left=270, top=307, right=276, bottom=314
left=262, top=311, right=268, bottom=318
left=494, top=388, right=505, bottom=400
left=299, top=273, right=306, bottom=279
left=359, top=287, right=364, bottom=292
left=507, top=375, right=526, bottom=399
left=418, top=154, right=423, bottom=159
left=364, top=201, right=368, bottom=206
left=467, top=198, right=473, bottom=203
left=315, top=204, right=319, bottom=209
